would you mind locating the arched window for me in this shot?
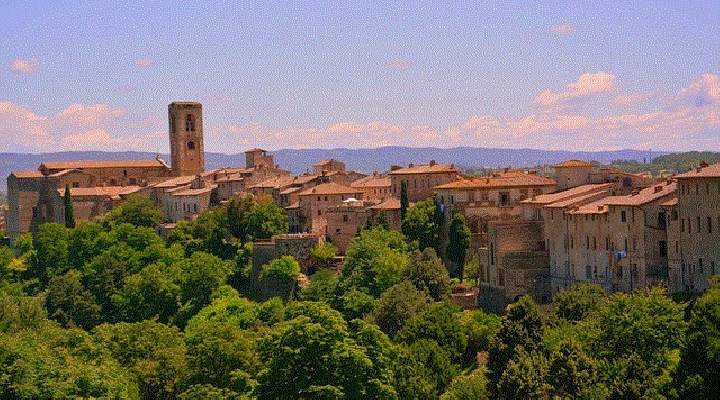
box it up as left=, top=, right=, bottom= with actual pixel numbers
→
left=185, top=114, right=195, bottom=131
left=187, top=141, right=195, bottom=150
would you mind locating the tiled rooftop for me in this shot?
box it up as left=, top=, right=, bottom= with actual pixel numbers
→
left=434, top=170, right=556, bottom=189
left=297, top=182, right=362, bottom=196
left=675, top=163, right=720, bottom=179
left=554, top=159, right=595, bottom=168
left=40, top=159, right=169, bottom=170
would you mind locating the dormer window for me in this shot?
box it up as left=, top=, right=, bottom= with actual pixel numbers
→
left=185, top=114, right=195, bottom=131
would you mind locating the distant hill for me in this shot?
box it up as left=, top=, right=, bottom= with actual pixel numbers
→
left=606, top=151, right=720, bottom=176
left=0, top=147, right=668, bottom=193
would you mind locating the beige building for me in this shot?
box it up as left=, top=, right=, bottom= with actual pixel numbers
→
left=325, top=198, right=372, bottom=254
left=389, top=161, right=460, bottom=202
left=554, top=159, right=655, bottom=193
left=434, top=169, right=557, bottom=248
left=477, top=220, right=551, bottom=313
left=350, top=172, right=392, bottom=202
left=169, top=102, right=204, bottom=176
left=296, top=182, right=363, bottom=235
left=563, top=181, right=676, bottom=294
left=673, top=162, right=720, bottom=293
left=313, top=159, right=346, bottom=175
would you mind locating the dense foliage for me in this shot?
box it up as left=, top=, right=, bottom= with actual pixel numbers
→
left=0, top=194, right=716, bottom=399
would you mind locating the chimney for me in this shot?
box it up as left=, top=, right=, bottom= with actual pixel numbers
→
left=390, top=165, right=402, bottom=171
left=373, top=171, right=378, bottom=176
left=654, top=185, right=663, bottom=193
left=429, top=160, right=436, bottom=166
left=597, top=205, right=604, bottom=212
left=699, top=160, right=709, bottom=168
left=408, top=163, right=414, bottom=168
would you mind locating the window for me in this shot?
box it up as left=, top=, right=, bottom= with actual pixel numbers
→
left=72, top=182, right=79, bottom=188
left=187, top=141, right=195, bottom=150
left=681, top=218, right=685, bottom=232
left=699, top=258, right=704, bottom=275
left=123, top=170, right=128, bottom=177
left=708, top=216, right=713, bottom=234
left=317, top=210, right=322, bottom=216
left=586, top=236, right=590, bottom=249
left=658, top=212, right=666, bottom=228
left=697, top=216, right=701, bottom=233
left=324, top=196, right=328, bottom=201
left=659, top=241, right=668, bottom=257
left=343, top=214, right=348, bottom=222
left=621, top=210, right=627, bottom=222
left=586, top=265, right=592, bottom=280
left=185, top=114, right=195, bottom=131
left=593, top=237, right=597, bottom=250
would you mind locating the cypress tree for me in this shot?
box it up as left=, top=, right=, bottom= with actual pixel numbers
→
left=400, top=181, right=409, bottom=221
left=64, top=184, right=75, bottom=229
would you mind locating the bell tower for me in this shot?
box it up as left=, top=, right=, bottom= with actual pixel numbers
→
left=169, top=102, right=204, bottom=176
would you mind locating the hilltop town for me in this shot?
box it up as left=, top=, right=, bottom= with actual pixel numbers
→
left=4, top=102, right=719, bottom=313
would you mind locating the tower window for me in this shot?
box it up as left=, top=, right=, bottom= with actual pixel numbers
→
left=185, top=114, right=195, bottom=131
left=187, top=141, right=195, bottom=150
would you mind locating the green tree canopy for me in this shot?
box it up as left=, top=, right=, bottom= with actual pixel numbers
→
left=100, top=194, right=162, bottom=229
left=366, top=280, right=432, bottom=337
left=341, top=227, right=409, bottom=297
left=402, top=247, right=451, bottom=301
left=551, top=283, right=607, bottom=323
left=401, top=198, right=441, bottom=251
left=93, top=320, right=188, bottom=399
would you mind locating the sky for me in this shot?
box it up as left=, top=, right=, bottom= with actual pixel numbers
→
left=0, top=1, right=718, bottom=154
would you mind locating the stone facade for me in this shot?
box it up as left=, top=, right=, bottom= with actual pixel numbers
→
left=325, top=199, right=372, bottom=254
left=674, top=163, right=720, bottom=293
left=389, top=161, right=460, bottom=202
left=169, top=102, right=204, bottom=176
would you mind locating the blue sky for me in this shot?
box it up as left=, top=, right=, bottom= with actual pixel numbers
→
left=1, top=1, right=718, bottom=153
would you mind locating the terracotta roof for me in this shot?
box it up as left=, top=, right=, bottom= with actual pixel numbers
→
left=554, top=159, right=595, bottom=168
left=368, top=198, right=403, bottom=210
left=153, top=175, right=197, bottom=188
left=245, top=148, right=266, bottom=153
left=58, top=186, right=141, bottom=199
left=605, top=182, right=676, bottom=206
left=661, top=198, right=678, bottom=206
left=171, top=184, right=216, bottom=196
left=297, top=182, right=363, bottom=196
left=315, top=159, right=340, bottom=166
left=544, top=190, right=611, bottom=208
left=567, top=200, right=610, bottom=215
left=522, top=183, right=612, bottom=205
left=434, top=171, right=556, bottom=190
left=351, top=174, right=391, bottom=188
left=40, top=159, right=169, bottom=170
left=285, top=202, right=300, bottom=209
left=389, top=163, right=459, bottom=175
left=675, top=163, right=720, bottom=179
left=10, top=170, right=44, bottom=178
left=248, top=175, right=297, bottom=189
left=280, top=187, right=302, bottom=195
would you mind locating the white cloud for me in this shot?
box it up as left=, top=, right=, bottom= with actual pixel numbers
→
left=10, top=58, right=39, bottom=74
left=0, top=102, right=161, bottom=152
left=386, top=60, right=412, bottom=71
left=535, top=71, right=616, bottom=111
left=135, top=57, right=154, bottom=67
left=550, top=24, right=577, bottom=35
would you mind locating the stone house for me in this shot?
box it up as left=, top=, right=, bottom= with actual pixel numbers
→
left=389, top=161, right=460, bottom=203
left=296, top=182, right=364, bottom=235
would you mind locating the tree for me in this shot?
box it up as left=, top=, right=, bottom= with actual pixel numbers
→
left=393, top=339, right=460, bottom=398
left=67, top=222, right=110, bottom=269
left=446, top=213, right=470, bottom=280
left=31, top=223, right=69, bottom=286
left=402, top=247, right=451, bottom=301
left=440, top=368, right=489, bottom=399
left=366, top=280, right=431, bottom=337
left=112, top=263, right=182, bottom=324
left=45, top=269, right=101, bottom=330
left=459, top=309, right=502, bottom=365
left=486, top=296, right=545, bottom=395
left=254, top=302, right=396, bottom=398
left=94, top=320, right=188, bottom=399
left=341, top=227, right=409, bottom=297
left=671, top=286, right=720, bottom=398
left=580, top=288, right=686, bottom=398
left=299, top=268, right=339, bottom=303
left=310, top=241, right=338, bottom=269
left=100, top=194, right=162, bottom=229
left=401, top=199, right=440, bottom=251
left=400, top=181, right=408, bottom=221
left=245, top=195, right=289, bottom=240
left=551, top=283, right=607, bottom=323
left=396, top=301, right=468, bottom=362
left=63, top=184, right=75, bottom=228
left=0, top=326, right=138, bottom=398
